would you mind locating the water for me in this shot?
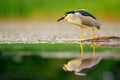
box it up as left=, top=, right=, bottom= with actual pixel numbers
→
left=0, top=42, right=120, bottom=80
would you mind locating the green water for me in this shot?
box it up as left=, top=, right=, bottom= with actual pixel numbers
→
left=0, top=43, right=120, bottom=80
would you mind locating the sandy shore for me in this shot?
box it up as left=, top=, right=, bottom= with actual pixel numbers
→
left=0, top=20, right=120, bottom=43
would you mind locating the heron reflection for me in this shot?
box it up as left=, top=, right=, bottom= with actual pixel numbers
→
left=63, top=56, right=102, bottom=76
left=63, top=42, right=102, bottom=75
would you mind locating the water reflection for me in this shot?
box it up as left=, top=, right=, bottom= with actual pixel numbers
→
left=63, top=42, right=102, bottom=76
left=63, top=56, right=102, bottom=76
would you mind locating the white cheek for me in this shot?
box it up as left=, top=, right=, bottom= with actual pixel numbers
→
left=66, top=14, right=81, bottom=25
left=66, top=14, right=74, bottom=22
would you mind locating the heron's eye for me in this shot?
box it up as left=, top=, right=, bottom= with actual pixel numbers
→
left=64, top=14, right=67, bottom=16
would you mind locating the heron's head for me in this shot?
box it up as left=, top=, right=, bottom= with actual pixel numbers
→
left=57, top=11, right=75, bottom=22
left=63, top=64, right=68, bottom=71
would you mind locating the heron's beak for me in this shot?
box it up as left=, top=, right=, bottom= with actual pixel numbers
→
left=57, top=16, right=65, bottom=22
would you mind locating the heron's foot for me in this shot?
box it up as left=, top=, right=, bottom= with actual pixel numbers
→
left=91, top=36, right=97, bottom=39
left=77, top=39, right=83, bottom=42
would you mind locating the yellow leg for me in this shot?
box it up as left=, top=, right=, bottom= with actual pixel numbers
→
left=92, top=46, right=95, bottom=57
left=89, top=44, right=97, bottom=57
left=91, top=27, right=97, bottom=39
left=78, top=28, right=84, bottom=42
left=79, top=42, right=84, bottom=57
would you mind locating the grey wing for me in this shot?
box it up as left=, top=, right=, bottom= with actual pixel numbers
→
left=78, top=57, right=102, bottom=72
left=81, top=17, right=93, bottom=26
left=81, top=16, right=101, bottom=29
left=79, top=63, right=97, bottom=73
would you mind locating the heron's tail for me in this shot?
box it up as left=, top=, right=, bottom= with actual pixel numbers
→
left=96, top=22, right=101, bottom=29
left=96, top=25, right=100, bottom=29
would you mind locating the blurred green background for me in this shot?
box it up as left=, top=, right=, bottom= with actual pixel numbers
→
left=0, top=0, right=120, bottom=19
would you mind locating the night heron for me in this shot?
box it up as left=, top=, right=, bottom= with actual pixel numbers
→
left=57, top=9, right=101, bottom=41
left=63, top=56, right=102, bottom=75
